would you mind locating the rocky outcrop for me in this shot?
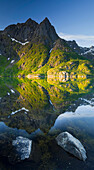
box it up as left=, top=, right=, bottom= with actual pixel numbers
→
left=67, top=40, right=94, bottom=60
left=0, top=32, right=19, bottom=59
left=3, top=18, right=38, bottom=42
left=56, top=132, right=87, bottom=161
left=3, top=17, right=59, bottom=46
left=0, top=17, right=94, bottom=61
left=53, top=38, right=71, bottom=52
left=32, top=17, right=59, bottom=46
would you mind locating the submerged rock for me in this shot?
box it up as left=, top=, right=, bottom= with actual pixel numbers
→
left=56, top=132, right=87, bottom=161
left=12, top=136, right=32, bottom=160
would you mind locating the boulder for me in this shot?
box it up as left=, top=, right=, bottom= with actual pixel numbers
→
left=56, top=132, right=87, bottom=161
left=12, top=136, right=32, bottom=160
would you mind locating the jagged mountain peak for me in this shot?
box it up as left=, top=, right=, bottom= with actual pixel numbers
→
left=25, top=18, right=38, bottom=25
left=31, top=17, right=59, bottom=46
left=44, top=17, right=49, bottom=21
left=3, top=18, right=38, bottom=42
left=67, top=39, right=94, bottom=60
left=3, top=17, right=59, bottom=45
left=25, top=18, right=32, bottom=23
left=40, top=17, right=51, bottom=24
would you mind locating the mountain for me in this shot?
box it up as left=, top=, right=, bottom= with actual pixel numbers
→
left=0, top=17, right=94, bottom=78
left=0, top=31, right=20, bottom=58
left=3, top=18, right=38, bottom=42
left=31, top=17, right=59, bottom=45
left=3, top=17, right=58, bottom=46
left=67, top=40, right=94, bottom=60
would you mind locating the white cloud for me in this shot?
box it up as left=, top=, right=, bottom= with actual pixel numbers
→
left=58, top=32, right=94, bottom=47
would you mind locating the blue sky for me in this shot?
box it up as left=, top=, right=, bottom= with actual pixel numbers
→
left=0, top=0, right=94, bottom=47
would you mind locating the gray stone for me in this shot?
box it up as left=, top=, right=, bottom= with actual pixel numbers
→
left=12, top=136, right=32, bottom=160
left=56, top=132, right=87, bottom=161
left=4, top=18, right=38, bottom=42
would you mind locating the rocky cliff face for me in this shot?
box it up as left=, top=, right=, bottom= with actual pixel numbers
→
left=31, top=17, right=59, bottom=45
left=0, top=32, right=19, bottom=59
left=3, top=17, right=59, bottom=46
left=67, top=40, right=94, bottom=60
left=1, top=17, right=94, bottom=60
left=0, top=17, right=94, bottom=76
left=53, top=38, right=72, bottom=52
left=3, top=18, right=38, bottom=42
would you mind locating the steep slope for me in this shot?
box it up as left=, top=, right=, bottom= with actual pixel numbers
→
left=0, top=32, right=20, bottom=59
left=17, top=43, right=49, bottom=75
left=34, top=38, right=93, bottom=77
left=67, top=40, right=94, bottom=60
left=31, top=17, right=59, bottom=46
left=3, top=17, right=59, bottom=47
left=0, top=17, right=93, bottom=77
left=0, top=32, right=21, bottom=75
left=4, top=18, right=60, bottom=75
left=3, top=18, right=38, bottom=42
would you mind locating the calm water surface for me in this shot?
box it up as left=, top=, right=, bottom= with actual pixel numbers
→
left=0, top=77, right=94, bottom=170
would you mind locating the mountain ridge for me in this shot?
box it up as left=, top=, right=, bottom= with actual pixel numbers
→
left=2, top=17, right=58, bottom=44
left=0, top=17, right=94, bottom=78
left=3, top=18, right=38, bottom=42
left=1, top=17, right=94, bottom=60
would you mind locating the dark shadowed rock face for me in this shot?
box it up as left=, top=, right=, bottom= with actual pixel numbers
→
left=3, top=18, right=38, bottom=42
left=0, top=32, right=19, bottom=59
left=32, top=17, right=59, bottom=45
left=53, top=38, right=72, bottom=52
left=3, top=17, right=59, bottom=47
left=56, top=132, right=87, bottom=161
left=1, top=17, right=94, bottom=61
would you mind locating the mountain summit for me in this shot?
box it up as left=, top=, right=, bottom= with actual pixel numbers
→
left=3, top=18, right=38, bottom=42
left=32, top=17, right=59, bottom=45
left=0, top=17, right=94, bottom=60
left=3, top=17, right=58, bottom=46
left=0, top=17, right=93, bottom=78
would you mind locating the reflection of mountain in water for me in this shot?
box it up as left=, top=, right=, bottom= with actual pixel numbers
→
left=0, top=77, right=94, bottom=134
left=0, top=77, right=94, bottom=169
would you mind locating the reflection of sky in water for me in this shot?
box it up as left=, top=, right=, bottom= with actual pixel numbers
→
left=50, top=101, right=94, bottom=136
left=58, top=105, right=94, bottom=119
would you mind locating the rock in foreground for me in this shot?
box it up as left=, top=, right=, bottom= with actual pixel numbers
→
left=12, top=136, right=32, bottom=160
left=56, top=132, right=87, bottom=161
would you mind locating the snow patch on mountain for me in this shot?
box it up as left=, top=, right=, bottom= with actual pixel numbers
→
left=11, top=108, right=29, bottom=115
left=11, top=38, right=29, bottom=45
left=10, top=89, right=15, bottom=94
left=11, top=60, right=15, bottom=64
left=83, top=47, right=94, bottom=55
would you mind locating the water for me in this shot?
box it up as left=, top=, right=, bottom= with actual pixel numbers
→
left=0, top=77, right=94, bottom=169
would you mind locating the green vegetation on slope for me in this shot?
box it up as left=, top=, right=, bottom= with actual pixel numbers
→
left=1, top=40, right=94, bottom=78
left=0, top=55, right=10, bottom=75
left=17, top=43, right=49, bottom=75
